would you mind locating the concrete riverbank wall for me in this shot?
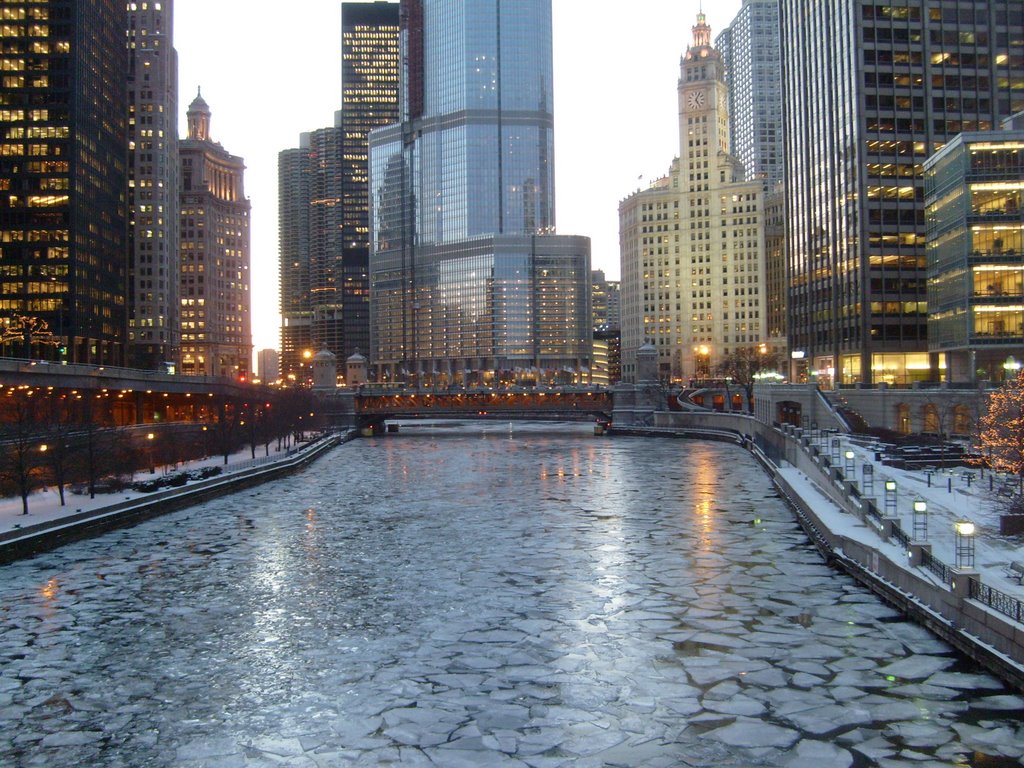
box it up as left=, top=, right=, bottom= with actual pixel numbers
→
left=612, top=412, right=1024, bottom=692
left=0, top=434, right=347, bottom=564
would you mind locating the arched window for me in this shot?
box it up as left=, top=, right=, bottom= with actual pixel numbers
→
left=922, top=404, right=940, bottom=434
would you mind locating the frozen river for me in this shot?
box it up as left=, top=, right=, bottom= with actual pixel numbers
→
left=2, top=421, right=1023, bottom=767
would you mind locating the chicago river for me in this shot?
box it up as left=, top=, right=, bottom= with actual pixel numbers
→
left=1, top=422, right=1023, bottom=767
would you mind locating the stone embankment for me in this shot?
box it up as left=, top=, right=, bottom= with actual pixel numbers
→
left=0, top=433, right=349, bottom=564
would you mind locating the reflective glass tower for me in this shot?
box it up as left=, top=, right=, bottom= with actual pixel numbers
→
left=717, top=0, right=782, bottom=189
left=368, top=0, right=589, bottom=386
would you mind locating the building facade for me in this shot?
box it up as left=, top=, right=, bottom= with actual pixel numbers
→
left=620, top=12, right=766, bottom=383
left=591, top=269, right=621, bottom=331
left=127, top=0, right=179, bottom=370
left=178, top=92, right=251, bottom=378
left=0, top=0, right=129, bottom=365
left=781, top=0, right=1024, bottom=387
left=340, top=1, right=399, bottom=366
left=925, top=123, right=1024, bottom=383
left=367, top=0, right=591, bottom=386
left=257, top=347, right=280, bottom=383
left=278, top=3, right=400, bottom=383
left=717, top=0, right=783, bottom=189
left=279, top=119, right=343, bottom=380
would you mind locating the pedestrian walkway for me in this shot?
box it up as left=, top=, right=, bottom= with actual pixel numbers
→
left=810, top=434, right=1024, bottom=598
left=0, top=441, right=307, bottom=537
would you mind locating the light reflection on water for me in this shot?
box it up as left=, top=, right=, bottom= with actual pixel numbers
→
left=0, top=421, right=1022, bottom=767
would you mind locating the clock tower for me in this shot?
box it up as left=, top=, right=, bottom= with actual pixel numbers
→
left=679, top=10, right=731, bottom=161
left=619, top=9, right=767, bottom=384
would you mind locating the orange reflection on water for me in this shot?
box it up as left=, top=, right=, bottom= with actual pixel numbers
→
left=691, top=447, right=719, bottom=550
left=40, top=577, right=59, bottom=602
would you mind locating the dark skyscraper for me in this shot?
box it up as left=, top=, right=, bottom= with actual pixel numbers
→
left=278, top=2, right=399, bottom=382
left=781, top=0, right=1024, bottom=387
left=340, top=1, right=399, bottom=363
left=0, top=0, right=129, bottom=365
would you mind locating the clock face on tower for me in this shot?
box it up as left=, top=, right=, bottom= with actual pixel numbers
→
left=686, top=89, right=706, bottom=110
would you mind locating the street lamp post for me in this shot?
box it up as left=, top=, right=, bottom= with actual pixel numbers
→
left=953, top=519, right=976, bottom=569
left=912, top=498, right=928, bottom=541
left=146, top=432, right=155, bottom=474
left=884, top=479, right=897, bottom=516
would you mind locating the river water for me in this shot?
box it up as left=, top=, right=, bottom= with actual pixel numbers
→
left=1, top=421, right=1023, bottom=767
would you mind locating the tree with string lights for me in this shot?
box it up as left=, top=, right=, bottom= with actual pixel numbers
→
left=975, top=371, right=1024, bottom=493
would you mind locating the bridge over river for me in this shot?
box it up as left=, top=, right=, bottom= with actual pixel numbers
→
left=327, top=386, right=615, bottom=429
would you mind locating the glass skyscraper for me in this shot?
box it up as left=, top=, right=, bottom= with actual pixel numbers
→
left=368, top=0, right=590, bottom=386
left=717, top=0, right=783, bottom=189
left=924, top=122, right=1024, bottom=383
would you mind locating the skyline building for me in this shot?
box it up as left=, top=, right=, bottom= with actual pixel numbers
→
left=340, top=1, right=399, bottom=365
left=257, top=347, right=280, bottom=383
left=591, top=269, right=621, bottom=331
left=924, top=117, right=1024, bottom=383
left=716, top=0, right=783, bottom=189
left=127, top=0, right=180, bottom=370
left=619, top=12, right=766, bottom=383
left=178, top=92, right=251, bottom=378
left=367, top=0, right=591, bottom=386
left=781, top=0, right=1024, bottom=387
left=0, top=0, right=129, bottom=365
left=279, top=2, right=399, bottom=382
left=279, top=118, right=343, bottom=380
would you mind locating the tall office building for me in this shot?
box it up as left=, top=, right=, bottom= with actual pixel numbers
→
left=924, top=120, right=1024, bottom=383
left=716, top=0, right=783, bottom=189
left=279, top=3, right=399, bottom=382
left=781, top=0, right=1024, bottom=387
left=620, top=12, right=766, bottom=382
left=257, top=347, right=280, bottom=383
left=367, top=0, right=590, bottom=386
left=127, top=0, right=179, bottom=370
left=179, top=92, right=251, bottom=378
left=279, top=119, right=343, bottom=380
left=592, top=270, right=621, bottom=331
left=340, top=1, right=398, bottom=363
left=0, top=0, right=128, bottom=365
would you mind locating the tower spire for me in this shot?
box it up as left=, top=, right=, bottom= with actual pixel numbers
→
left=186, top=87, right=211, bottom=141
left=692, top=9, right=711, bottom=48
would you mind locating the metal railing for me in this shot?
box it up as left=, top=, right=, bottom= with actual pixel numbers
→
left=920, top=547, right=951, bottom=584
left=891, top=525, right=910, bottom=550
left=969, top=578, right=1024, bottom=626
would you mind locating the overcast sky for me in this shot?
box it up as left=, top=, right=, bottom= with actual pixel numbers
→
left=174, top=0, right=744, bottom=353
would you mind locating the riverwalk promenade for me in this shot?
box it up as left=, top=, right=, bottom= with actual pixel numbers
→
left=0, top=434, right=343, bottom=563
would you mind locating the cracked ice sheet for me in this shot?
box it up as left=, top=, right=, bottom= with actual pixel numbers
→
left=1, top=427, right=1022, bottom=768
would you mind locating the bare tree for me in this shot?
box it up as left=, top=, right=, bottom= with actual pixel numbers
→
left=714, top=344, right=781, bottom=413
left=0, top=391, right=46, bottom=514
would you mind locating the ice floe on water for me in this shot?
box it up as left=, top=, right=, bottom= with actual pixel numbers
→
left=0, top=423, right=1022, bottom=767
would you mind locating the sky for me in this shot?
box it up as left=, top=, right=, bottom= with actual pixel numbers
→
left=174, top=0, right=744, bottom=353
